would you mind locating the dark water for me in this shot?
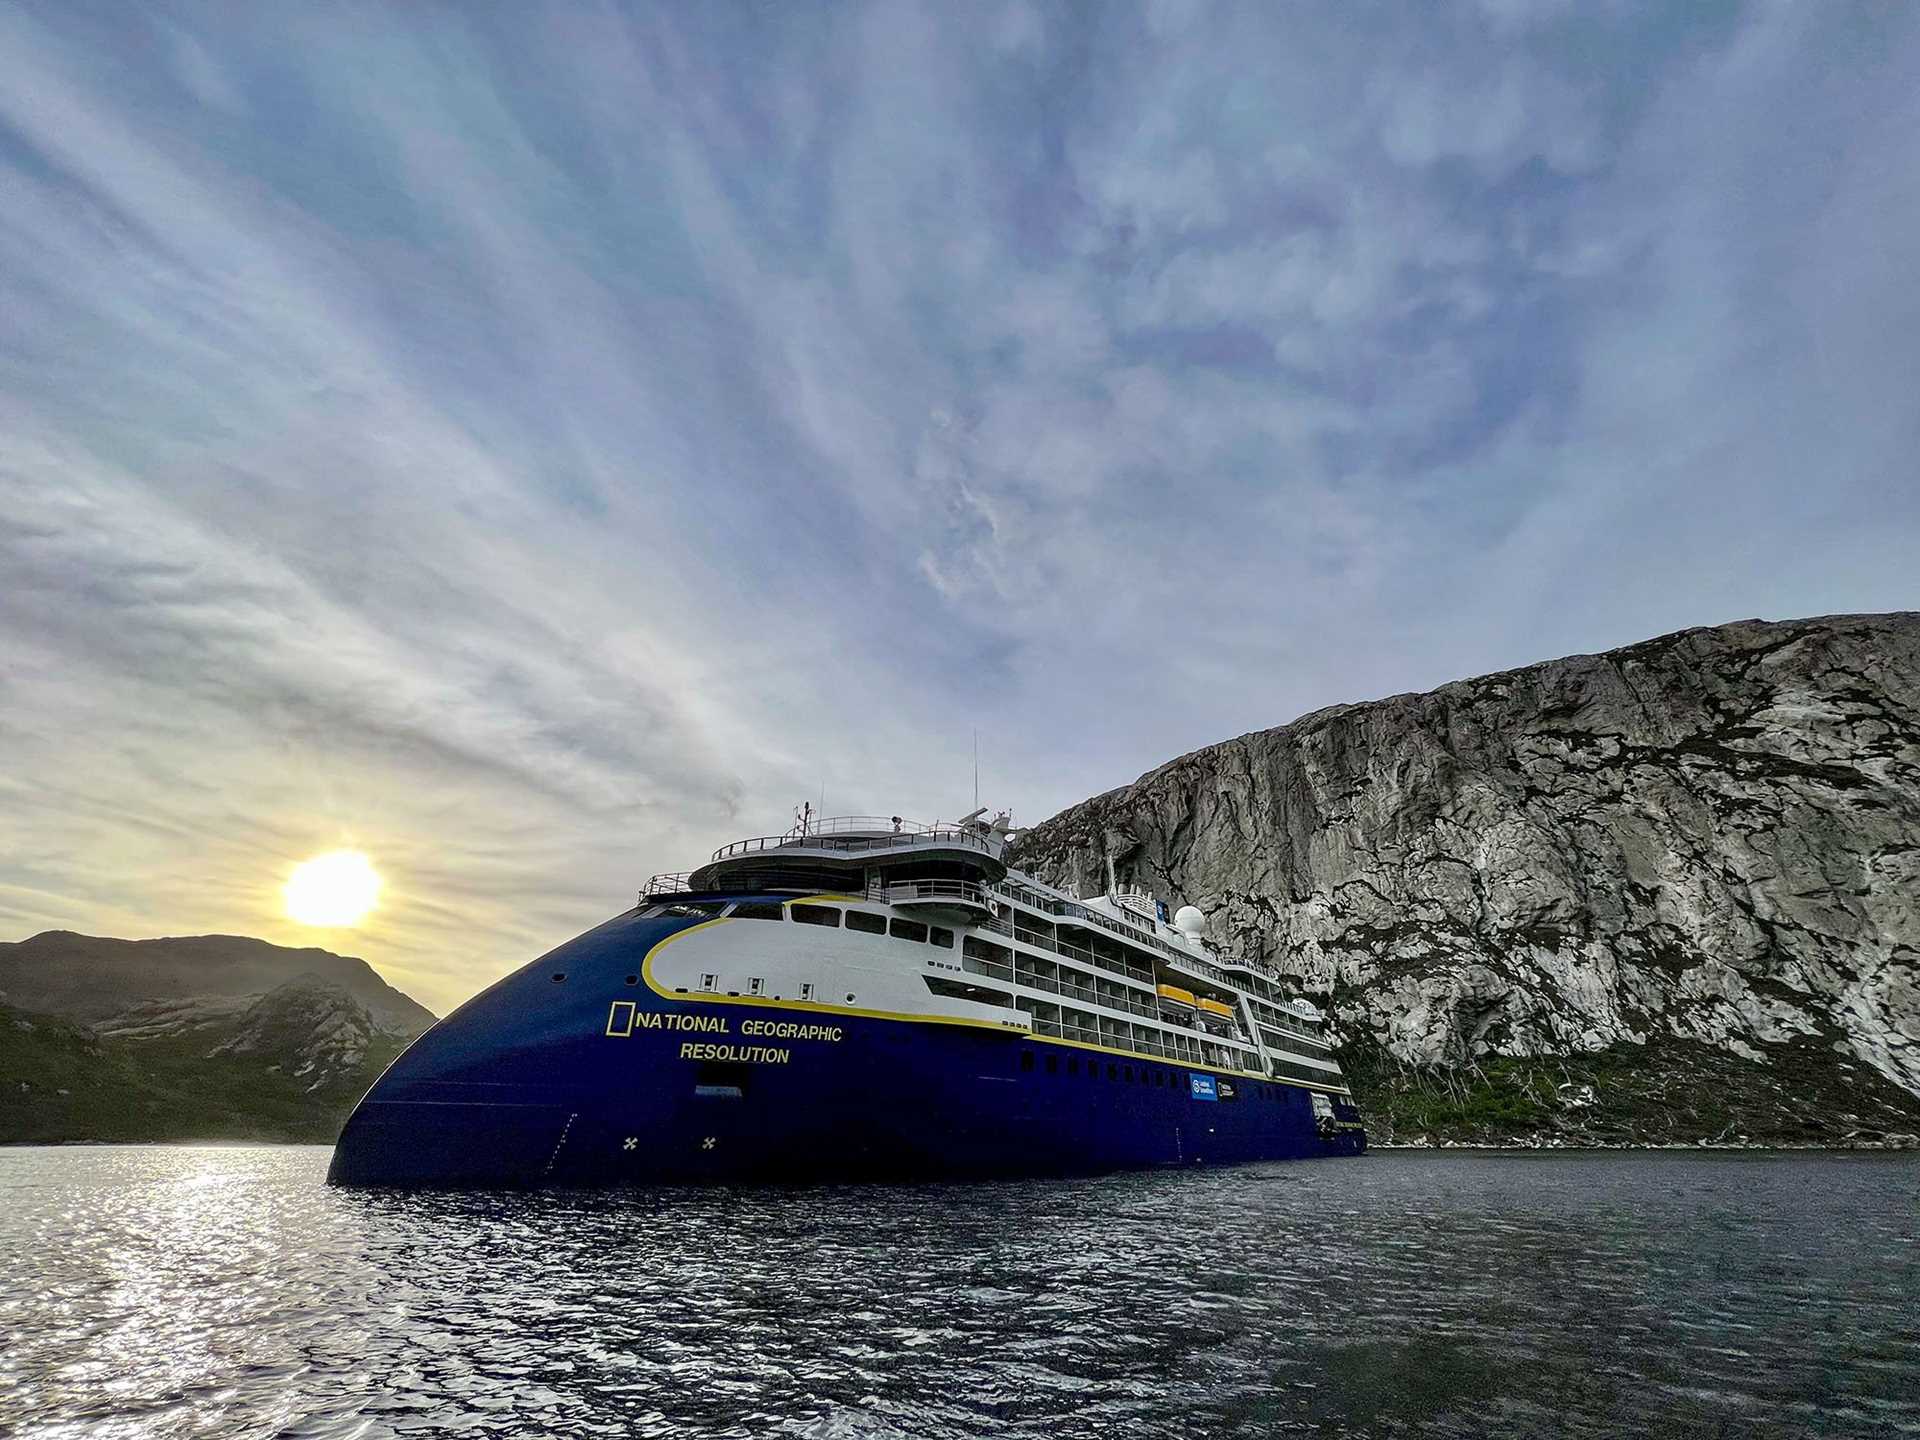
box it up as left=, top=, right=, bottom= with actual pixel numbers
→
left=2, top=1148, right=1916, bottom=1438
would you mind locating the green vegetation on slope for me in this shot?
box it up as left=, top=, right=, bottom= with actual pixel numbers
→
left=1340, top=1034, right=1920, bottom=1147
left=0, top=1004, right=408, bottom=1144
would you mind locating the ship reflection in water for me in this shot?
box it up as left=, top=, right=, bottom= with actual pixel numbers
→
left=5, top=1145, right=1917, bottom=1438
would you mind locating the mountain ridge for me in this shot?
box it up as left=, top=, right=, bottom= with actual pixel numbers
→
left=0, top=930, right=435, bottom=1143
left=0, top=930, right=434, bottom=1036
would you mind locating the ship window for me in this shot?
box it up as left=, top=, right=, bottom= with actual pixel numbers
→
left=658, top=901, right=726, bottom=919
left=1046, top=1055, right=1058, bottom=1075
left=792, top=905, right=840, bottom=927
left=846, top=910, right=886, bottom=935
left=625, top=974, right=638, bottom=986
left=748, top=977, right=765, bottom=996
left=699, top=973, right=718, bottom=992
left=1106, top=1063, right=1118, bottom=1080
left=923, top=976, right=1013, bottom=1007
left=800, top=983, right=816, bottom=1001
left=1021, top=1051, right=1034, bottom=1072
left=1122, top=1065, right=1133, bottom=1083
left=1153, top=1070, right=1164, bottom=1087
left=889, top=917, right=929, bottom=943
left=929, top=927, right=954, bottom=948
left=731, top=901, right=786, bottom=921
left=1270, top=1058, right=1340, bottom=1085
left=1066, top=1056, right=1078, bottom=1075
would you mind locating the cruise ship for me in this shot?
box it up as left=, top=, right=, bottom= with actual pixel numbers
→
left=328, top=809, right=1366, bottom=1185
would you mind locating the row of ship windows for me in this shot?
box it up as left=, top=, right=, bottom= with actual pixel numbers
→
left=1014, top=1049, right=1301, bottom=1104
left=658, top=898, right=955, bottom=948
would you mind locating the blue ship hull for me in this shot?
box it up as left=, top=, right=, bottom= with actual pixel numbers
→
left=328, top=907, right=1366, bottom=1187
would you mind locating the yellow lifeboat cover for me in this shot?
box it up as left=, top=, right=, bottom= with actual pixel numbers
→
left=1156, top=984, right=1198, bottom=1008
left=1196, top=997, right=1235, bottom=1018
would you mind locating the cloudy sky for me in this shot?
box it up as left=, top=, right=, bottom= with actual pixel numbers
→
left=3, top=2, right=1915, bottom=1013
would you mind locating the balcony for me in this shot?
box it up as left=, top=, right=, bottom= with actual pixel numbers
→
left=881, top=878, right=993, bottom=924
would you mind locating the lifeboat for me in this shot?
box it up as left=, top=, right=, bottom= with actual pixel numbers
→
left=1156, top=983, right=1198, bottom=1010
left=1196, top=997, right=1235, bottom=1020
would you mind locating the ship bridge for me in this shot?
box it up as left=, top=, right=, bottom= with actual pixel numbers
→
left=661, top=814, right=1010, bottom=924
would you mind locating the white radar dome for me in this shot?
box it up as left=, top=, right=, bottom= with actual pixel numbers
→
left=1173, top=905, right=1207, bottom=939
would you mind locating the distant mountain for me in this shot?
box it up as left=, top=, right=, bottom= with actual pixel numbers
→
left=1012, top=613, right=1920, bottom=1148
left=0, top=932, right=437, bottom=1144
left=0, top=931, right=434, bottom=1035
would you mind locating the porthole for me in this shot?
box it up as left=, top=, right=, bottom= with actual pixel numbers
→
left=845, top=993, right=856, bottom=1003
left=551, top=972, right=566, bottom=983
left=624, top=974, right=638, bottom=986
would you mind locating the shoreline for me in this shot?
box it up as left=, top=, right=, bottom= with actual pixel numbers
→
left=1371, top=1137, right=1920, bottom=1153
left=6, top=1137, right=1917, bottom=1155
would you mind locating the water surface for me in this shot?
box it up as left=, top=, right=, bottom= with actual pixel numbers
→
left=3, top=1147, right=1915, bottom=1437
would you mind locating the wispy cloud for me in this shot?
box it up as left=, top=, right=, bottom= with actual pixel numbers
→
left=2, top=2, right=1915, bottom=1010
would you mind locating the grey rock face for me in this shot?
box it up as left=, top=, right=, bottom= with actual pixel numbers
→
left=206, top=975, right=391, bottom=1093
left=1011, top=614, right=1920, bottom=1129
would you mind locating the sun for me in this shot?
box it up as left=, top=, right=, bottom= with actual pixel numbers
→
left=284, top=850, right=383, bottom=928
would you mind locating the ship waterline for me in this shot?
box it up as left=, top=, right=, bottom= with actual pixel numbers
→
left=329, top=813, right=1365, bottom=1186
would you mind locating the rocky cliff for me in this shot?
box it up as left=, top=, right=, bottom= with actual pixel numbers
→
left=1011, top=613, right=1920, bottom=1147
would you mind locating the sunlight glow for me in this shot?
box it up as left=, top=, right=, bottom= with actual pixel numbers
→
left=283, top=850, right=382, bottom=927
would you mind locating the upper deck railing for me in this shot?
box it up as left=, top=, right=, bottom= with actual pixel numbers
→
left=709, top=820, right=1000, bottom=865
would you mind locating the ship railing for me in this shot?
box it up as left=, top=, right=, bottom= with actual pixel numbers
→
left=1024, top=1018, right=1236, bottom=1072
left=980, top=914, right=1155, bottom=986
left=1159, top=950, right=1234, bottom=989
left=990, top=880, right=1214, bottom=971
left=962, top=956, right=1178, bottom=1028
left=1012, top=967, right=1154, bottom=1016
left=711, top=824, right=997, bottom=864
left=807, top=815, right=972, bottom=838
left=962, top=955, right=1016, bottom=984
left=991, top=880, right=1285, bottom=984
left=641, top=872, right=694, bottom=899
left=1032, top=1017, right=1103, bottom=1047
left=877, top=878, right=990, bottom=909
left=1013, top=967, right=1065, bottom=999
left=1250, top=1005, right=1325, bottom=1040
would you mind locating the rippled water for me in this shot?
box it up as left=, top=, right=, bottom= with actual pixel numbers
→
left=2, top=1147, right=1916, bottom=1438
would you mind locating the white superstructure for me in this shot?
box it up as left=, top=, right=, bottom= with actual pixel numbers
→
left=639, top=811, right=1350, bottom=1094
